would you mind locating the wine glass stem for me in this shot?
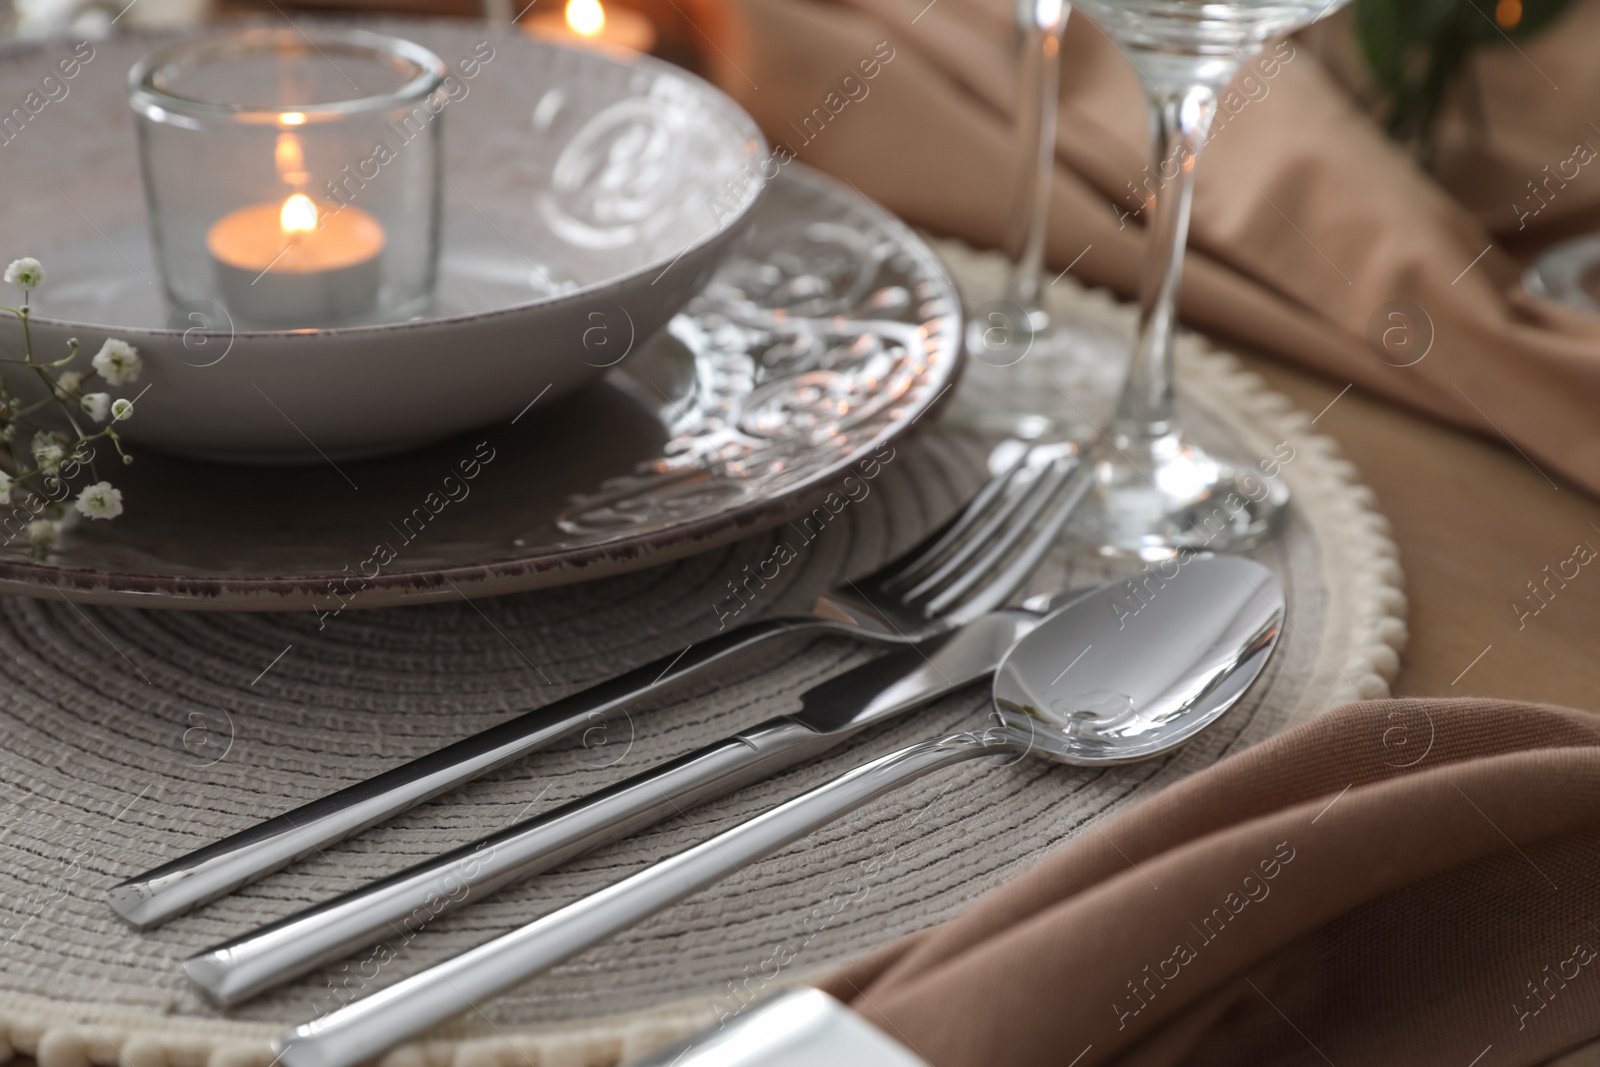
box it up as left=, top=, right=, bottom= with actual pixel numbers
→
left=1004, top=9, right=1070, bottom=316
left=1110, top=82, right=1217, bottom=447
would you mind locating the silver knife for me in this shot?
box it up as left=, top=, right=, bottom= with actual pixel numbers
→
left=184, top=588, right=1089, bottom=1006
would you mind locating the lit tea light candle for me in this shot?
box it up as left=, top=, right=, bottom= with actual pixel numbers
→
left=208, top=193, right=385, bottom=327
left=523, top=0, right=656, bottom=54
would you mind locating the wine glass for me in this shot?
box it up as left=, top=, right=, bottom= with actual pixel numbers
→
left=1063, top=0, right=1345, bottom=560
left=953, top=0, right=1125, bottom=441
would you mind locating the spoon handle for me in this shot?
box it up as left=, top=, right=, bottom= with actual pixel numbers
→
left=274, top=731, right=1010, bottom=1067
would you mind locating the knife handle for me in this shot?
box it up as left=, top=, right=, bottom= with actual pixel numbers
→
left=274, top=731, right=1008, bottom=1067
left=107, top=617, right=810, bottom=930
left=184, top=717, right=832, bottom=1005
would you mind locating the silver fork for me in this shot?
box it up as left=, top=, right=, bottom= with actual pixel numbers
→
left=107, top=440, right=1085, bottom=930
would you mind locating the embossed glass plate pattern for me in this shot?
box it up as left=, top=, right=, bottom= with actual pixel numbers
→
left=0, top=166, right=962, bottom=609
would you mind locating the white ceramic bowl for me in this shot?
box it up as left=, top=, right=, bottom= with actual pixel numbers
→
left=0, top=21, right=766, bottom=461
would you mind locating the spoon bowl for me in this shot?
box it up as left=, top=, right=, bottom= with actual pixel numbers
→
left=992, top=552, right=1283, bottom=765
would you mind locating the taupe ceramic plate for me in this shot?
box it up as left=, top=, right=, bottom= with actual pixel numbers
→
left=0, top=166, right=962, bottom=609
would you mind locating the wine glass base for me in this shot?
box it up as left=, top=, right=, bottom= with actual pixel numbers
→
left=948, top=314, right=1125, bottom=442
left=1065, top=434, right=1288, bottom=561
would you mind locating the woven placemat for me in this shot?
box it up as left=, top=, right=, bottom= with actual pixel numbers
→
left=0, top=245, right=1407, bottom=1067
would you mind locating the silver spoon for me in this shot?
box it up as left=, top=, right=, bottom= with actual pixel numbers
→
left=275, top=555, right=1283, bottom=1067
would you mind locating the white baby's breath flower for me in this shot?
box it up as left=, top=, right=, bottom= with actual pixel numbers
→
left=5, top=257, right=43, bottom=291
left=55, top=371, right=82, bottom=397
left=111, top=397, right=134, bottom=421
left=26, top=519, right=55, bottom=553
left=74, top=480, right=122, bottom=520
left=91, top=338, right=142, bottom=385
left=31, top=431, right=64, bottom=472
left=80, top=392, right=111, bottom=422
left=0, top=471, right=11, bottom=505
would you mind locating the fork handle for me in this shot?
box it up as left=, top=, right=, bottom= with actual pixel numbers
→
left=106, top=616, right=814, bottom=930
left=274, top=732, right=1010, bottom=1067
left=184, top=716, right=834, bottom=1005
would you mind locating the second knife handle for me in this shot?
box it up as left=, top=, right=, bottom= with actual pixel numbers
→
left=185, top=717, right=832, bottom=1005
left=107, top=616, right=810, bottom=930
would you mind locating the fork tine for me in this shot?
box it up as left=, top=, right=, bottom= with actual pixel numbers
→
left=899, top=447, right=1075, bottom=605
left=877, top=443, right=1040, bottom=592
left=890, top=456, right=1056, bottom=601
left=922, top=450, right=1088, bottom=619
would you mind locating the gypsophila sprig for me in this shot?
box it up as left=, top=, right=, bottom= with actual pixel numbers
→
left=25, top=519, right=54, bottom=553
left=74, top=481, right=123, bottom=520
left=4, top=258, right=42, bottom=291
left=91, top=338, right=142, bottom=386
left=0, top=256, right=137, bottom=556
left=31, top=431, right=65, bottom=472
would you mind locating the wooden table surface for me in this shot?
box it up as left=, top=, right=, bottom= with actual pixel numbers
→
left=1233, top=353, right=1600, bottom=711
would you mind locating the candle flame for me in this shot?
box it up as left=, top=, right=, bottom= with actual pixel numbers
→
left=565, top=0, right=605, bottom=37
left=280, top=193, right=319, bottom=235
left=280, top=111, right=307, bottom=126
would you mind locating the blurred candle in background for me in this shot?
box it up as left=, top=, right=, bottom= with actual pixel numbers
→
left=522, top=0, right=656, bottom=53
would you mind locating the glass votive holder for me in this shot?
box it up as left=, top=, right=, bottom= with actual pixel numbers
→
left=128, top=27, right=447, bottom=329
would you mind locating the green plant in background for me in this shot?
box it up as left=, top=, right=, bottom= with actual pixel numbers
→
left=1355, top=0, right=1576, bottom=163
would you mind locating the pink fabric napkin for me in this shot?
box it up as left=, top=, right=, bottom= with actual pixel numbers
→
left=821, top=697, right=1600, bottom=1066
